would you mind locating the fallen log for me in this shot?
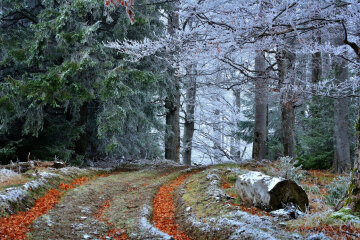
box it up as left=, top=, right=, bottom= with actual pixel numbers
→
left=235, top=171, right=308, bottom=212
left=1, top=162, right=35, bottom=173
left=1, top=161, right=66, bottom=173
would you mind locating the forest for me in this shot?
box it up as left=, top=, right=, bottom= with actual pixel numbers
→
left=1, top=0, right=360, bottom=239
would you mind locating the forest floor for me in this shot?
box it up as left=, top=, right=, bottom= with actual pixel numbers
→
left=0, top=160, right=359, bottom=240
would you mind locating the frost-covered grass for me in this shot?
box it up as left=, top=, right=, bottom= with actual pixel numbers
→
left=178, top=165, right=300, bottom=239
left=0, top=167, right=109, bottom=217
left=0, top=169, right=31, bottom=192
left=29, top=166, right=193, bottom=240
left=177, top=161, right=356, bottom=239
left=182, top=170, right=230, bottom=219
left=0, top=169, right=22, bottom=183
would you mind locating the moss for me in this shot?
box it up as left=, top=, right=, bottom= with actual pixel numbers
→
left=181, top=169, right=233, bottom=219
left=330, top=208, right=360, bottom=222
left=234, top=196, right=242, bottom=205
left=355, top=113, right=360, bottom=132
left=227, top=174, right=237, bottom=183
left=213, top=163, right=241, bottom=169
left=343, top=172, right=360, bottom=212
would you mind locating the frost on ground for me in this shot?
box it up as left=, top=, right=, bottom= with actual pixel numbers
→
left=0, top=171, right=60, bottom=215
left=91, top=157, right=186, bottom=169
left=137, top=204, right=173, bottom=240
left=176, top=167, right=304, bottom=240
left=0, top=169, right=21, bottom=183
left=206, top=169, right=227, bottom=201
left=29, top=167, right=189, bottom=240
left=0, top=167, right=107, bottom=216
left=188, top=211, right=301, bottom=240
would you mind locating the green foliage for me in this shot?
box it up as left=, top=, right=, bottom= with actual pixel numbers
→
left=0, top=140, right=22, bottom=160
left=297, top=152, right=333, bottom=170
left=266, top=137, right=283, bottom=160
left=325, top=176, right=350, bottom=206
left=275, top=156, right=302, bottom=181
left=0, top=0, right=166, bottom=164
left=236, top=90, right=283, bottom=160
left=296, top=96, right=334, bottom=169
left=309, top=185, right=320, bottom=195
left=227, top=174, right=237, bottom=183
left=330, top=207, right=360, bottom=222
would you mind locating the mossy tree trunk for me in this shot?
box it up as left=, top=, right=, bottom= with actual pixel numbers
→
left=338, top=26, right=360, bottom=212
left=338, top=110, right=360, bottom=212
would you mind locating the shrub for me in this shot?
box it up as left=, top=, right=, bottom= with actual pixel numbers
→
left=276, top=156, right=302, bottom=181
left=325, top=176, right=350, bottom=206
left=297, top=152, right=333, bottom=170
left=309, top=185, right=320, bottom=195
left=227, top=174, right=237, bottom=183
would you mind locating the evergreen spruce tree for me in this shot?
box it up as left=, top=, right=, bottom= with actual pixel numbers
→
left=296, top=97, right=334, bottom=169
left=0, top=0, right=166, bottom=164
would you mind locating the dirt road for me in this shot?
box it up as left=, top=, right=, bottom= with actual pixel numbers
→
left=28, top=167, right=189, bottom=240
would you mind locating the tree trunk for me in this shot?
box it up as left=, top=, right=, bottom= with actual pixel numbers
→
left=230, top=89, right=241, bottom=159
left=333, top=60, right=351, bottom=173
left=337, top=19, right=360, bottom=213
left=333, top=97, right=351, bottom=173
left=311, top=52, right=322, bottom=85
left=164, top=9, right=180, bottom=162
left=213, top=108, right=222, bottom=162
left=165, top=89, right=180, bottom=162
left=281, top=102, right=295, bottom=157
left=235, top=171, right=309, bottom=212
left=252, top=51, right=267, bottom=161
left=277, top=49, right=296, bottom=158
left=332, top=32, right=351, bottom=173
left=337, top=110, right=360, bottom=211
left=182, top=65, right=197, bottom=166
left=74, top=102, right=88, bottom=156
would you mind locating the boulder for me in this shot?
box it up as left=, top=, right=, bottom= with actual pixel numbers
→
left=235, top=171, right=308, bottom=211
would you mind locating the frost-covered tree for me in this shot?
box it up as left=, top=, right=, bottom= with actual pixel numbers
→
left=108, top=0, right=360, bottom=202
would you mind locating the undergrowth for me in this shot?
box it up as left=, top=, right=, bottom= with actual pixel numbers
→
left=324, top=175, right=351, bottom=206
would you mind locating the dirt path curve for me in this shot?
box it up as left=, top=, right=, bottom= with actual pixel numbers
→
left=153, top=172, right=194, bottom=240
left=28, top=167, right=188, bottom=240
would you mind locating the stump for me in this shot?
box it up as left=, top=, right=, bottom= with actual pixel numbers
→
left=235, top=171, right=308, bottom=212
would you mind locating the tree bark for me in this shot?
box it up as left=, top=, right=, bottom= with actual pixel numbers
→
left=281, top=102, right=295, bottom=157
left=277, top=49, right=296, bottom=158
left=74, top=102, right=88, bottom=156
left=333, top=60, right=351, bottom=173
left=230, top=89, right=241, bottom=159
left=213, top=108, right=223, bottom=162
left=164, top=9, right=180, bottom=162
left=332, top=32, right=351, bottom=173
left=182, top=65, right=197, bottom=166
left=336, top=25, right=360, bottom=212
left=311, top=52, right=322, bottom=85
left=165, top=88, right=180, bottom=162
left=252, top=51, right=267, bottom=161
